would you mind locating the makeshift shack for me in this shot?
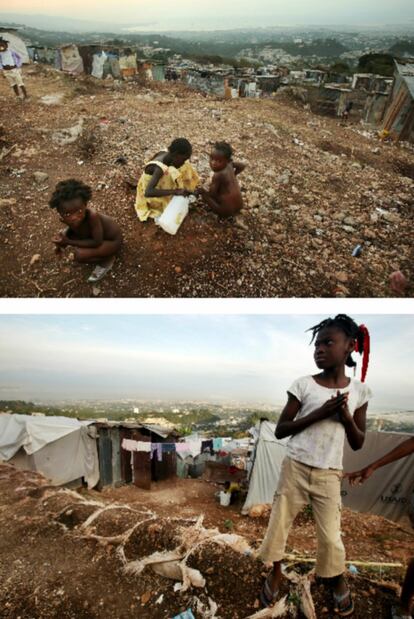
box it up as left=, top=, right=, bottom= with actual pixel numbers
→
left=119, top=423, right=180, bottom=490
left=242, top=420, right=414, bottom=523
left=382, top=58, right=414, bottom=143
left=0, top=413, right=99, bottom=488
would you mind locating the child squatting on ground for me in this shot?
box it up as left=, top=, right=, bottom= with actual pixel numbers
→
left=258, top=314, right=372, bottom=617
left=0, top=37, right=28, bottom=100
left=196, top=141, right=245, bottom=217
left=346, top=437, right=414, bottom=619
left=135, top=138, right=200, bottom=222
left=50, top=179, right=122, bottom=283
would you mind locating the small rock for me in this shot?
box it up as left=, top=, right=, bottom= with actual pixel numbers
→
left=343, top=216, right=357, bottom=226
left=382, top=211, right=399, bottom=223
left=389, top=271, right=408, bottom=295
left=335, top=272, right=348, bottom=283
left=92, top=286, right=101, bottom=296
left=0, top=198, right=17, bottom=207
left=141, top=591, right=151, bottom=605
left=175, top=266, right=182, bottom=274
left=33, top=171, right=49, bottom=184
left=30, top=254, right=41, bottom=266
left=342, top=225, right=355, bottom=233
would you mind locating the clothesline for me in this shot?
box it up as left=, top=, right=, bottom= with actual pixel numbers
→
left=121, top=437, right=227, bottom=460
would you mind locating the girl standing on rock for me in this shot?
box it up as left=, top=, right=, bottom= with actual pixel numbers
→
left=258, top=314, right=372, bottom=617
left=135, top=138, right=199, bottom=222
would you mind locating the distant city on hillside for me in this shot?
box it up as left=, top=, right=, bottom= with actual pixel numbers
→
left=1, top=19, right=414, bottom=75
left=0, top=400, right=412, bottom=436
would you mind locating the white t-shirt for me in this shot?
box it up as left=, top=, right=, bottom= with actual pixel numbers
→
left=286, top=375, right=372, bottom=470
left=0, top=50, right=16, bottom=67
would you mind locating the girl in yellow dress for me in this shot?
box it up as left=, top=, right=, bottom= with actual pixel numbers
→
left=135, top=138, right=200, bottom=222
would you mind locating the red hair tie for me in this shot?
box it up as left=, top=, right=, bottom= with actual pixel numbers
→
left=355, top=324, right=370, bottom=382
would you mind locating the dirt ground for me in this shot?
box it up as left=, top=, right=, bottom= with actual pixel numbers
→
left=0, top=65, right=413, bottom=298
left=1, top=464, right=412, bottom=618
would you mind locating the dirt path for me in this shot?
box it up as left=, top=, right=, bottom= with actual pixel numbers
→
left=0, top=66, right=412, bottom=297
left=0, top=464, right=412, bottom=618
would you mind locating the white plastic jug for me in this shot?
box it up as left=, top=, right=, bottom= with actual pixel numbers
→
left=219, top=491, right=231, bottom=507
left=156, top=195, right=189, bottom=235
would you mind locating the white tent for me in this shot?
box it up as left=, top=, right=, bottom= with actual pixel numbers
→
left=0, top=31, right=30, bottom=64
left=0, top=414, right=99, bottom=488
left=242, top=421, right=414, bottom=523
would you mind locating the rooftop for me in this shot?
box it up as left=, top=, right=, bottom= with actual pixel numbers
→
left=395, top=58, right=414, bottom=98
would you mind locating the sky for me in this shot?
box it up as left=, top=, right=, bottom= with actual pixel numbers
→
left=1, top=0, right=414, bottom=30
left=0, top=314, right=413, bottom=410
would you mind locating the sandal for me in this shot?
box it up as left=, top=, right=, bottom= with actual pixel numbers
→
left=260, top=574, right=279, bottom=608
left=87, top=259, right=114, bottom=283
left=333, top=589, right=354, bottom=617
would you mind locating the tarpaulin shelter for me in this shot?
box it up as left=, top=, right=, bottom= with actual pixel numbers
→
left=119, top=52, right=137, bottom=79
left=0, top=413, right=99, bottom=488
left=60, top=44, right=84, bottom=76
left=0, top=28, right=29, bottom=64
left=242, top=421, right=414, bottom=523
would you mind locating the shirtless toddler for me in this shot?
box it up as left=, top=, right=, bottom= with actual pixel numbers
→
left=196, top=142, right=245, bottom=217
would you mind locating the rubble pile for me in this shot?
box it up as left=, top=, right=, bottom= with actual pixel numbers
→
left=0, top=68, right=413, bottom=297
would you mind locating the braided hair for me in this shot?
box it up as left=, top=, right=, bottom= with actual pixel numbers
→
left=307, top=314, right=370, bottom=382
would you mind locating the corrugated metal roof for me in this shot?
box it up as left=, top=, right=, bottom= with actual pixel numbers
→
left=89, top=420, right=177, bottom=439
left=140, top=423, right=173, bottom=439
left=395, top=59, right=414, bottom=98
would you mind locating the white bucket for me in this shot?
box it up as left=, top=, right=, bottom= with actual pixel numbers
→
left=219, top=491, right=231, bottom=507
left=156, top=195, right=189, bottom=235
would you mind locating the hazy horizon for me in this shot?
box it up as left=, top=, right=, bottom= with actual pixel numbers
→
left=0, top=315, right=413, bottom=410
left=1, top=0, right=414, bottom=32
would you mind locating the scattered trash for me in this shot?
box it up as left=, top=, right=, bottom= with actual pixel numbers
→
left=173, top=582, right=183, bottom=592
left=52, top=118, right=84, bottom=146
left=348, top=564, right=359, bottom=575
left=155, top=594, right=164, bottom=604
left=352, top=244, right=363, bottom=257
left=245, top=596, right=288, bottom=618
left=40, top=93, right=65, bottom=106
left=195, top=596, right=219, bottom=619
left=172, top=610, right=195, bottom=619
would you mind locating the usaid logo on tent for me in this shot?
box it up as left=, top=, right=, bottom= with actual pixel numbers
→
left=381, top=481, right=408, bottom=505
